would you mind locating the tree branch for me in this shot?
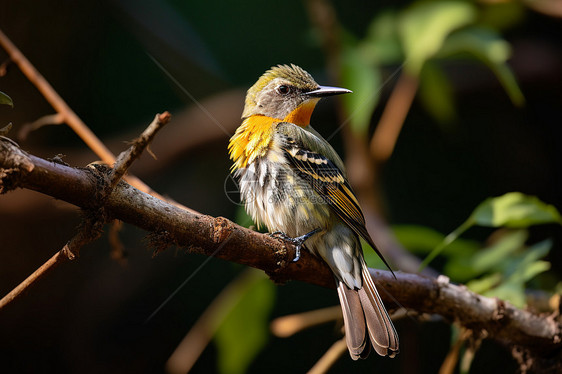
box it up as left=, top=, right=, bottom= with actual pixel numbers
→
left=0, top=28, right=195, bottom=214
left=0, top=137, right=561, bottom=363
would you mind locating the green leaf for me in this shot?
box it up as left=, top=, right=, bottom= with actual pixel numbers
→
left=215, top=271, right=275, bottom=374
left=468, top=239, right=552, bottom=307
left=470, top=192, right=562, bottom=228
left=502, top=239, right=552, bottom=282
left=364, top=11, right=403, bottom=65
left=399, top=1, right=477, bottom=75
left=420, top=193, right=560, bottom=271
left=437, top=27, right=524, bottom=106
left=466, top=273, right=502, bottom=294
left=419, top=218, right=473, bottom=271
left=0, top=90, right=13, bottom=107
left=483, top=282, right=526, bottom=308
left=0, top=123, right=12, bottom=136
left=340, top=45, right=382, bottom=135
left=479, top=2, right=526, bottom=31
left=418, top=61, right=456, bottom=126
left=470, top=230, right=528, bottom=274
left=392, top=224, right=478, bottom=257
left=447, top=230, right=527, bottom=282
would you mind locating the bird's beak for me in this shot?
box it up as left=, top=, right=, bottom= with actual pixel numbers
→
left=305, top=85, right=352, bottom=97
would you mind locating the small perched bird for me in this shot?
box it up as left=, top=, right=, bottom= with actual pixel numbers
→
left=228, top=64, right=399, bottom=359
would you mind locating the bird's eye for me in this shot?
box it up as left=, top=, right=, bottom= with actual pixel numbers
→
left=277, top=85, right=290, bottom=95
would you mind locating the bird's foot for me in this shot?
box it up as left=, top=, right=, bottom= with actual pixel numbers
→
left=269, top=228, right=321, bottom=262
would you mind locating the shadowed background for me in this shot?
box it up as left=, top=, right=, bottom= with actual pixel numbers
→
left=0, top=0, right=561, bottom=373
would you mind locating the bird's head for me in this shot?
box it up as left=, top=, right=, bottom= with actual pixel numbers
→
left=242, top=64, right=351, bottom=127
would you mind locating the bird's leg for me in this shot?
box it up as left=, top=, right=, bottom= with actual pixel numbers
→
left=269, top=228, right=321, bottom=262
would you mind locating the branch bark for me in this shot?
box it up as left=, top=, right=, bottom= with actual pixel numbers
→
left=1, top=137, right=561, bottom=364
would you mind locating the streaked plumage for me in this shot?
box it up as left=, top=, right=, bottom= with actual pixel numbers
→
left=229, top=64, right=399, bottom=359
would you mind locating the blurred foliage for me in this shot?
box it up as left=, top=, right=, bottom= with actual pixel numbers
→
left=214, top=270, right=275, bottom=374
left=395, top=192, right=560, bottom=372
left=0, top=90, right=12, bottom=107
left=394, top=192, right=561, bottom=310
left=340, top=0, right=525, bottom=132
left=420, top=192, right=562, bottom=270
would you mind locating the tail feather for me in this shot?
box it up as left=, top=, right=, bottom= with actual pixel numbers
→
left=337, top=282, right=368, bottom=360
left=335, top=262, right=399, bottom=359
left=359, top=261, right=399, bottom=358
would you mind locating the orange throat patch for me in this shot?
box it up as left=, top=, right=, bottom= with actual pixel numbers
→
left=283, top=98, right=320, bottom=127
left=229, top=99, right=319, bottom=170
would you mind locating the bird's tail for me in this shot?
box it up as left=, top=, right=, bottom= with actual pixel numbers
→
left=336, top=260, right=399, bottom=359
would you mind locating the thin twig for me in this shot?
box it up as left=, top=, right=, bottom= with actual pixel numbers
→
left=271, top=306, right=342, bottom=338
left=0, top=29, right=115, bottom=163
left=439, top=328, right=471, bottom=374
left=108, top=112, right=172, bottom=189
left=370, top=73, right=419, bottom=163
left=308, top=338, right=348, bottom=374
left=0, top=29, right=196, bottom=214
left=0, top=218, right=103, bottom=309
left=17, top=113, right=65, bottom=141
left=109, top=220, right=127, bottom=265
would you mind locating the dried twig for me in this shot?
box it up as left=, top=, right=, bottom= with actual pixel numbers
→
left=108, top=112, right=172, bottom=189
left=370, top=73, right=419, bottom=163
left=108, top=220, right=127, bottom=265
left=0, top=217, right=103, bottom=309
left=0, top=29, right=115, bottom=163
left=17, top=113, right=65, bottom=141
left=0, top=29, right=195, bottom=214
left=308, top=338, right=348, bottom=374
left=271, top=306, right=342, bottom=338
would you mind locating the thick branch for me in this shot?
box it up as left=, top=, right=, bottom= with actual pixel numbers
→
left=0, top=138, right=560, bottom=358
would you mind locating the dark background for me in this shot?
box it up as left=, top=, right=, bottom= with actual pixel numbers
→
left=0, top=0, right=560, bottom=373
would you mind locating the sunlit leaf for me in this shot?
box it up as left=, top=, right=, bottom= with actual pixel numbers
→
left=0, top=91, right=13, bottom=107
left=340, top=45, right=381, bottom=135
left=466, top=273, right=502, bottom=294
left=399, top=1, right=477, bottom=75
left=437, top=27, right=524, bottom=106
left=418, top=61, right=456, bottom=126
left=215, top=271, right=275, bottom=374
left=470, top=192, right=562, bottom=228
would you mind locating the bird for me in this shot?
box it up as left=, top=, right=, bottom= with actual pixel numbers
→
left=228, top=64, right=399, bottom=359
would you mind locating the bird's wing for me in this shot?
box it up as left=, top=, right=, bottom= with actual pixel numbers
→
left=279, top=129, right=393, bottom=272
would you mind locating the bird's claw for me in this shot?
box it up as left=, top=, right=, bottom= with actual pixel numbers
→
left=269, top=228, right=321, bottom=262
